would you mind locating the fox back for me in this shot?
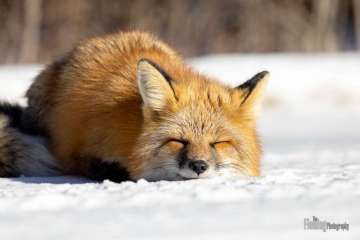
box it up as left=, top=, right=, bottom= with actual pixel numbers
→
left=25, top=31, right=269, bottom=181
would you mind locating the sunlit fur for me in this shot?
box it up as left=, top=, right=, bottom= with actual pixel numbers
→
left=25, top=31, right=268, bottom=181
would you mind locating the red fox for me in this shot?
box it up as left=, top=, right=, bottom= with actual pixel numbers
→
left=1, top=31, right=269, bottom=181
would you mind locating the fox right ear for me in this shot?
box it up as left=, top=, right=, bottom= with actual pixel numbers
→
left=137, top=59, right=177, bottom=111
left=234, top=71, right=269, bottom=113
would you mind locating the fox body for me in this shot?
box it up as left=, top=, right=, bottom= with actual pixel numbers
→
left=2, top=31, right=268, bottom=181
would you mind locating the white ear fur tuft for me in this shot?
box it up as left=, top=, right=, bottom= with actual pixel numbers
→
left=137, top=59, right=176, bottom=111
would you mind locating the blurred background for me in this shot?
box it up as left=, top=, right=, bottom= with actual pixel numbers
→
left=0, top=0, right=359, bottom=64
left=0, top=2, right=360, bottom=239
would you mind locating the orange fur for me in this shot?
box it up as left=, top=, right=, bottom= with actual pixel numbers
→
left=25, top=31, right=268, bottom=181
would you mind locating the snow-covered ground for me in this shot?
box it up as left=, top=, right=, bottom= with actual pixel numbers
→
left=0, top=54, right=359, bottom=239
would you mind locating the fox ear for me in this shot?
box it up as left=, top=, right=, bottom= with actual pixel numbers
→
left=137, top=59, right=176, bottom=111
left=235, top=71, right=269, bottom=112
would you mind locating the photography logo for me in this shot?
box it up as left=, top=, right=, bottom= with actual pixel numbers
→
left=304, top=216, right=349, bottom=232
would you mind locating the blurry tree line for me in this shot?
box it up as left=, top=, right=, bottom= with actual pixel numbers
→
left=0, top=0, right=359, bottom=63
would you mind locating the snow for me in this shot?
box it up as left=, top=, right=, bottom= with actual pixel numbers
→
left=0, top=53, right=359, bottom=239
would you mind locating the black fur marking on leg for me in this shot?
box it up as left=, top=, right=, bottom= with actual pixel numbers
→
left=86, top=158, right=130, bottom=183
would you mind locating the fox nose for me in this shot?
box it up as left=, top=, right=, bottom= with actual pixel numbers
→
left=189, top=160, right=208, bottom=175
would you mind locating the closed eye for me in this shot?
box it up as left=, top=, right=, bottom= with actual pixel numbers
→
left=210, top=140, right=232, bottom=147
left=166, top=138, right=189, bottom=146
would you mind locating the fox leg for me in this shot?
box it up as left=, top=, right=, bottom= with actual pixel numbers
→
left=80, top=157, right=130, bottom=182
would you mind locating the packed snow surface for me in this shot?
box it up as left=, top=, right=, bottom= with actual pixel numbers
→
left=0, top=53, right=359, bottom=239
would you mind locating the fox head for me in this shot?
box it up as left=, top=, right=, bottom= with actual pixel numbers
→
left=130, top=59, right=269, bottom=181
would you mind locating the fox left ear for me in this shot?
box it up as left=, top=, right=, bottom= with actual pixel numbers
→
left=137, top=59, right=177, bottom=111
left=234, top=71, right=269, bottom=112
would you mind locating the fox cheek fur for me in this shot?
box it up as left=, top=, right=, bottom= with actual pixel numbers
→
left=129, top=59, right=269, bottom=181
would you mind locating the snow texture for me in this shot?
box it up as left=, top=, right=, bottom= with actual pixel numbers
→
left=0, top=53, right=359, bottom=239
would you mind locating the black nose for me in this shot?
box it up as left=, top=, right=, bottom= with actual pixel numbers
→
left=189, top=160, right=208, bottom=175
